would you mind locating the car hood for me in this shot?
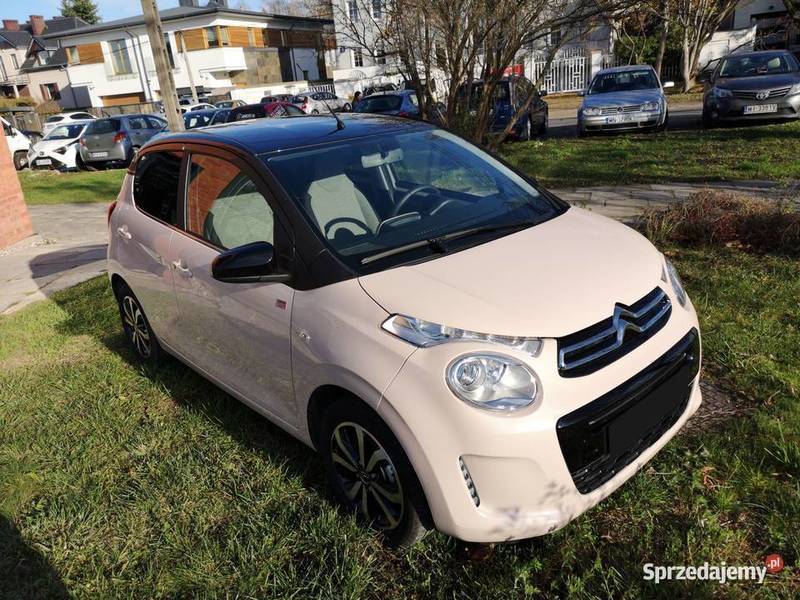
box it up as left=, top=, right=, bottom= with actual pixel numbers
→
left=358, top=208, right=665, bottom=338
left=582, top=89, right=663, bottom=108
left=715, top=73, right=800, bottom=90
left=32, top=138, right=78, bottom=153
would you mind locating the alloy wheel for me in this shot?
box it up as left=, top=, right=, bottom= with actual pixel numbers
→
left=121, top=295, right=151, bottom=358
left=330, top=421, right=405, bottom=530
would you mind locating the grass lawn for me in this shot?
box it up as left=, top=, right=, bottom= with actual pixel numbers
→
left=19, top=170, right=126, bottom=205
left=1, top=246, right=798, bottom=598
left=502, top=120, right=800, bottom=188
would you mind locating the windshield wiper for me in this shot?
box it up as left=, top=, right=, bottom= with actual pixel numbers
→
left=360, top=220, right=535, bottom=265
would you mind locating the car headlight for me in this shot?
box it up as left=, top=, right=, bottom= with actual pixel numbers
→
left=446, top=353, right=538, bottom=412
left=583, top=106, right=602, bottom=116
left=789, top=83, right=800, bottom=95
left=641, top=101, right=660, bottom=112
left=664, top=258, right=687, bottom=307
left=54, top=146, right=68, bottom=155
left=713, top=87, right=733, bottom=99
left=381, top=314, right=541, bottom=354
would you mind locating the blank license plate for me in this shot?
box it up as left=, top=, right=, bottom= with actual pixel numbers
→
left=605, top=114, right=636, bottom=124
left=36, top=158, right=52, bottom=166
left=744, top=104, right=777, bottom=114
left=91, top=151, right=108, bottom=158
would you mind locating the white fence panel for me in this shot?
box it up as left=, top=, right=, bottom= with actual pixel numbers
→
left=527, top=55, right=589, bottom=94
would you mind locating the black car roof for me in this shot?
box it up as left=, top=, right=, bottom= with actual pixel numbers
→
left=152, top=114, right=432, bottom=154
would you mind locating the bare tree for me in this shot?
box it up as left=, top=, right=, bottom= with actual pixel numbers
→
left=785, top=0, right=800, bottom=26
left=672, top=0, right=739, bottom=91
left=262, top=0, right=332, bottom=18
left=335, top=0, right=631, bottom=146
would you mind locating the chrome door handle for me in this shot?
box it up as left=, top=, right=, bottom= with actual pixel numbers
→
left=171, top=260, right=192, bottom=278
left=116, top=225, right=131, bottom=240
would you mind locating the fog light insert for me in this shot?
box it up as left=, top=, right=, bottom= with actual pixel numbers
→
left=459, top=457, right=480, bottom=507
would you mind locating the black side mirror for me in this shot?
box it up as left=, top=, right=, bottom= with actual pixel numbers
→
left=2, top=123, right=12, bottom=136
left=211, top=241, right=290, bottom=283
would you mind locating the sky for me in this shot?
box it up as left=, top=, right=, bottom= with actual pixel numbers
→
left=4, top=1, right=256, bottom=25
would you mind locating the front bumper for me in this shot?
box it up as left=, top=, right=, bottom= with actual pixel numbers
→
left=581, top=110, right=664, bottom=132
left=378, top=289, right=701, bottom=543
left=28, top=148, right=77, bottom=171
left=708, top=93, right=800, bottom=120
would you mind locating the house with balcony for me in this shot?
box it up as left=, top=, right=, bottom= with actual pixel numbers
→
left=0, top=15, right=87, bottom=103
left=44, top=0, right=334, bottom=109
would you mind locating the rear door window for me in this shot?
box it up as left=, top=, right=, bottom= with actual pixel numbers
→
left=133, top=150, right=183, bottom=225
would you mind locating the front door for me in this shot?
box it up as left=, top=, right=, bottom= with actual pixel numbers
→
left=168, top=149, right=296, bottom=425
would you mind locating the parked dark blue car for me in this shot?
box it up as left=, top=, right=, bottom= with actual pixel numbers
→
left=353, top=90, right=422, bottom=118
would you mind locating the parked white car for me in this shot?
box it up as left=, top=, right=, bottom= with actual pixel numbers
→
left=42, top=111, right=96, bottom=136
left=180, top=102, right=217, bottom=114
left=1, top=116, right=32, bottom=170
left=27, top=121, right=91, bottom=171
left=292, top=91, right=351, bottom=114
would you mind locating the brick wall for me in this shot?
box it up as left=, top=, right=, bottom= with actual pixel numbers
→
left=0, top=126, right=33, bottom=249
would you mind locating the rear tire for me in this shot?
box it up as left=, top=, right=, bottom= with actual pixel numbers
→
left=702, top=107, right=716, bottom=129
left=537, top=111, right=548, bottom=136
left=13, top=151, right=27, bottom=170
left=319, top=399, right=431, bottom=548
left=114, top=281, right=162, bottom=367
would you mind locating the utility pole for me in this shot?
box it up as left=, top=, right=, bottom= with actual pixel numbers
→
left=140, top=0, right=184, bottom=131
left=177, top=32, right=199, bottom=104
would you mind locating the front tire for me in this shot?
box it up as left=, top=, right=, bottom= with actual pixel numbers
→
left=13, top=151, right=27, bottom=170
left=115, top=282, right=162, bottom=367
left=312, top=109, right=320, bottom=114
left=320, top=400, right=431, bottom=548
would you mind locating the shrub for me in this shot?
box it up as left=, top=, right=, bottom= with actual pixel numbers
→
left=639, top=190, right=800, bottom=256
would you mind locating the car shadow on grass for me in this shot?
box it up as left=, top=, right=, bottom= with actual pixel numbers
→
left=0, top=516, right=69, bottom=599
left=50, top=277, right=328, bottom=498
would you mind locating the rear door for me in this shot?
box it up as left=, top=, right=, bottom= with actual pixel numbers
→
left=112, top=148, right=184, bottom=344
left=167, top=146, right=297, bottom=424
left=126, top=116, right=150, bottom=148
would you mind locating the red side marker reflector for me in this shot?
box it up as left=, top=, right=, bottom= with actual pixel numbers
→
left=275, top=299, right=287, bottom=310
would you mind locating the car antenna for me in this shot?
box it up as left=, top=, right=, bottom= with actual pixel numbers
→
left=323, top=100, right=345, bottom=131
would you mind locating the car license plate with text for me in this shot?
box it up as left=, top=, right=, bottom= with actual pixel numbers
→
left=36, top=159, right=52, bottom=166
left=91, top=151, right=109, bottom=158
left=604, top=114, right=636, bottom=124
left=744, top=104, right=777, bottom=114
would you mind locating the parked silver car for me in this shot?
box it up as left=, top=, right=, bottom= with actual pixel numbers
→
left=702, top=50, right=800, bottom=127
left=292, top=91, right=351, bottom=114
left=578, top=66, right=673, bottom=136
left=78, top=114, right=167, bottom=169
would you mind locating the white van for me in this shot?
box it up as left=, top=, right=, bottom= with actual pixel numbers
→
left=1, top=116, right=32, bottom=170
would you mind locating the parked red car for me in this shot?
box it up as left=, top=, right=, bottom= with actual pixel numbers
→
left=226, top=102, right=306, bottom=123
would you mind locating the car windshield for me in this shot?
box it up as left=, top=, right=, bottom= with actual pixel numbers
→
left=86, top=119, right=121, bottom=134
left=263, top=128, right=563, bottom=271
left=718, top=53, right=798, bottom=78
left=354, top=95, right=403, bottom=112
left=45, top=124, right=85, bottom=140
left=588, top=70, right=659, bottom=94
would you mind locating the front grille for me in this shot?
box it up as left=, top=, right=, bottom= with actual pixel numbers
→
left=732, top=87, right=790, bottom=100
left=557, top=287, right=671, bottom=377
left=599, top=105, right=641, bottom=115
left=556, top=329, right=700, bottom=494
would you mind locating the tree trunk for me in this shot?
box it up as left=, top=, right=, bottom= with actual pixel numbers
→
left=654, top=4, right=669, bottom=78
left=680, top=29, right=693, bottom=92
